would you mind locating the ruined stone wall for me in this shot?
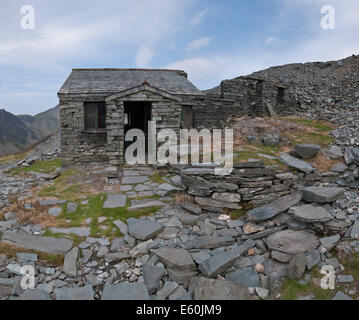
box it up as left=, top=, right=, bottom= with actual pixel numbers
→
left=59, top=93, right=109, bottom=165
left=191, top=77, right=298, bottom=129
left=174, top=160, right=338, bottom=210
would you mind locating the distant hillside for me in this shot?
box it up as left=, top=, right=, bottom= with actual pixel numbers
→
left=0, top=105, right=59, bottom=157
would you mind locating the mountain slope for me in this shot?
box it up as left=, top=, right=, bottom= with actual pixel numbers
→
left=0, top=106, right=60, bottom=157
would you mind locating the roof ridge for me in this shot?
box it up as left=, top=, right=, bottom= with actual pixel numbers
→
left=72, top=68, right=186, bottom=73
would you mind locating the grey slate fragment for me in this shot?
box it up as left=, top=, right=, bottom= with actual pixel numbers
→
left=127, top=218, right=164, bottom=240
left=101, top=282, right=150, bottom=300
left=279, top=153, right=314, bottom=174
left=143, top=264, right=165, bottom=294
left=199, top=239, right=255, bottom=278
left=247, top=192, right=302, bottom=222
left=194, top=277, right=251, bottom=300
left=302, top=186, right=345, bottom=203
left=103, top=194, right=127, bottom=208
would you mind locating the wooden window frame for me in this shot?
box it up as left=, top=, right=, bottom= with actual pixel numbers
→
left=84, top=102, right=106, bottom=132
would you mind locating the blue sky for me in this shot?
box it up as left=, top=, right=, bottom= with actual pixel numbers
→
left=0, top=0, right=358, bottom=115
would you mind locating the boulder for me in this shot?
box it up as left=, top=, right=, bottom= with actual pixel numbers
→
left=291, top=144, right=321, bottom=159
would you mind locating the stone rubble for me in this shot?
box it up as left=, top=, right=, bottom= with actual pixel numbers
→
left=1, top=116, right=359, bottom=300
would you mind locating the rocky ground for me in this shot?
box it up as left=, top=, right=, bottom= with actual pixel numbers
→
left=0, top=114, right=359, bottom=300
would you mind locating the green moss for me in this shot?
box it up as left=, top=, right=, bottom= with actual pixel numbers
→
left=227, top=209, right=247, bottom=220
left=11, top=159, right=62, bottom=175
left=150, top=173, right=166, bottom=184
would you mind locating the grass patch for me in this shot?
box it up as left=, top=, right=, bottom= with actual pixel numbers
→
left=294, top=132, right=335, bottom=147
left=281, top=276, right=335, bottom=300
left=11, top=159, right=62, bottom=175
left=233, top=145, right=287, bottom=170
left=38, top=168, right=82, bottom=201
left=56, top=193, right=162, bottom=238
left=282, top=118, right=333, bottom=133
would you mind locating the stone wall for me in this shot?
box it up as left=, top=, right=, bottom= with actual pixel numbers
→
left=174, top=160, right=338, bottom=210
left=59, top=94, right=110, bottom=165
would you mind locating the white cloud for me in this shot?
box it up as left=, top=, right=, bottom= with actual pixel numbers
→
left=190, top=10, right=207, bottom=26
left=135, top=45, right=155, bottom=67
left=265, top=37, right=275, bottom=45
left=186, top=37, right=212, bottom=50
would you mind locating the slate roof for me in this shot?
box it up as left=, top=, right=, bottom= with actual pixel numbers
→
left=58, top=68, right=203, bottom=96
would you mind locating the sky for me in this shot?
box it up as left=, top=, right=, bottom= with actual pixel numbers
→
left=0, top=0, right=358, bottom=115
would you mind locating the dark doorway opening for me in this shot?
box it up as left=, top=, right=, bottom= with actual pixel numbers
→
left=181, top=105, right=194, bottom=130
left=124, top=101, right=152, bottom=154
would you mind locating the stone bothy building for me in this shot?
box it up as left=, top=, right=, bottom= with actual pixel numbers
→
left=58, top=69, right=204, bottom=165
left=58, top=68, right=296, bottom=165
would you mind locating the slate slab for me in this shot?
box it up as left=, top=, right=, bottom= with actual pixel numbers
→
left=127, top=218, right=164, bottom=240
left=302, top=186, right=345, bottom=203
left=279, top=153, right=314, bottom=174
left=127, top=199, right=165, bottom=211
left=199, top=239, right=255, bottom=278
left=49, top=227, right=90, bottom=237
left=16, top=289, right=52, bottom=300
left=225, top=267, right=261, bottom=288
left=143, top=264, right=165, bottom=294
left=265, top=230, right=319, bottom=255
left=194, top=277, right=251, bottom=300
left=63, top=247, right=79, bottom=277
left=103, top=194, right=127, bottom=208
left=289, top=204, right=333, bottom=223
left=55, top=285, right=94, bottom=300
left=101, top=282, right=150, bottom=300
left=122, top=176, right=149, bottom=184
left=2, top=231, right=73, bottom=254
left=151, top=247, right=197, bottom=271
left=247, top=192, right=302, bottom=222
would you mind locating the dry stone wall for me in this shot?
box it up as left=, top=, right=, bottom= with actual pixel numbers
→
left=173, top=160, right=338, bottom=210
